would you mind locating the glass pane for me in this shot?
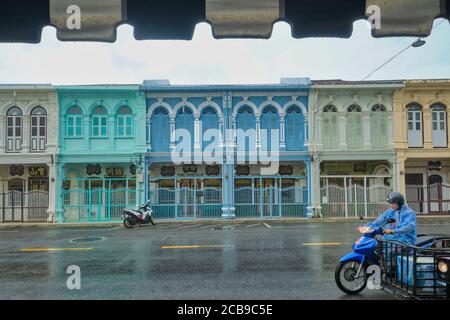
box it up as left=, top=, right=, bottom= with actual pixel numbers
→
left=126, top=116, right=132, bottom=126
left=415, top=112, right=421, bottom=121
left=440, top=112, right=445, bottom=121
left=76, top=126, right=82, bottom=136
left=432, top=113, right=437, bottom=121
left=68, top=127, right=74, bottom=136
left=7, top=117, right=13, bottom=126
left=32, top=117, right=37, bottom=126
left=101, top=117, right=107, bottom=126
left=40, top=117, right=46, bottom=126
left=15, top=118, right=21, bottom=126
left=40, top=127, right=46, bottom=136
left=32, top=127, right=38, bottom=136
left=101, top=127, right=107, bottom=136
left=8, top=128, right=13, bottom=136
left=118, top=127, right=124, bottom=136
left=416, top=122, right=421, bottom=131
left=15, top=127, right=21, bottom=136
left=433, top=122, right=437, bottom=131
left=440, top=122, right=445, bottom=131
left=126, top=126, right=132, bottom=136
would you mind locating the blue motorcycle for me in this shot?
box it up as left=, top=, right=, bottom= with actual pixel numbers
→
left=335, top=219, right=396, bottom=294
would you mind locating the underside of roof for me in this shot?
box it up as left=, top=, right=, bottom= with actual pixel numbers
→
left=0, top=0, right=449, bottom=43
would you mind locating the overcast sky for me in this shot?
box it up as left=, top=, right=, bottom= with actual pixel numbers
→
left=0, top=19, right=449, bottom=85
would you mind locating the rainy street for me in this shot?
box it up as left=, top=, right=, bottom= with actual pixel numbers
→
left=0, top=219, right=449, bottom=300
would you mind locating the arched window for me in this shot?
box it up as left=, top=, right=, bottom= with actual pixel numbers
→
left=116, top=106, right=133, bottom=137
left=431, top=103, right=447, bottom=147
left=407, top=103, right=423, bottom=148
left=371, top=104, right=387, bottom=148
left=6, top=107, right=23, bottom=152
left=321, top=105, right=338, bottom=149
left=66, top=106, right=83, bottom=137
left=201, top=107, right=219, bottom=151
left=151, top=107, right=170, bottom=152
left=236, top=105, right=256, bottom=152
left=175, top=106, right=194, bottom=152
left=30, top=106, right=47, bottom=152
left=260, top=105, right=280, bottom=151
left=347, top=104, right=363, bottom=149
left=286, top=105, right=304, bottom=151
left=92, top=106, right=108, bottom=137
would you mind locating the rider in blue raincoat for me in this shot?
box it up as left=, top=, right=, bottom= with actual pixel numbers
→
left=367, top=192, right=417, bottom=246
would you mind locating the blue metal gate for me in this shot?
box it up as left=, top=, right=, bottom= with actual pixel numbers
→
left=62, top=178, right=138, bottom=222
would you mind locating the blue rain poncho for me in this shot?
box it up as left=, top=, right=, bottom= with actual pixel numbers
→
left=367, top=203, right=417, bottom=246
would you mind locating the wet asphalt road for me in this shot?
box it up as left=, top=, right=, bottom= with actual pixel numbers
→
left=0, top=219, right=449, bottom=300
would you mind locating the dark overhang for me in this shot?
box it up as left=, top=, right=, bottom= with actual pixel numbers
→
left=1, top=0, right=449, bottom=43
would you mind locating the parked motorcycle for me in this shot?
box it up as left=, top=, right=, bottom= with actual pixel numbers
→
left=334, top=219, right=396, bottom=294
left=122, top=200, right=156, bottom=229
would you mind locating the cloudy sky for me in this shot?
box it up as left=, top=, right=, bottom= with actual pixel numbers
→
left=0, top=19, right=449, bottom=85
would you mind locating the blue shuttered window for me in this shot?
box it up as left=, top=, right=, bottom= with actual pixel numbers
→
left=151, top=107, right=170, bottom=152
left=260, top=105, right=280, bottom=151
left=285, top=105, right=304, bottom=151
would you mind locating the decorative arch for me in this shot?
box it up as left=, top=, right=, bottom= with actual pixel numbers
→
left=113, top=101, right=134, bottom=115
left=258, top=100, right=283, bottom=116
left=88, top=101, right=111, bottom=114
left=197, top=100, right=223, bottom=119
left=233, top=100, right=259, bottom=118
left=282, top=100, right=307, bottom=117
left=24, top=100, right=44, bottom=115
left=172, top=100, right=197, bottom=118
left=1, top=102, right=21, bottom=116
left=370, top=104, right=387, bottom=112
left=62, top=101, right=87, bottom=114
left=405, top=102, right=423, bottom=110
left=148, top=100, right=172, bottom=117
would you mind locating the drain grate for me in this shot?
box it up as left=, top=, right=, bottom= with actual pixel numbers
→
left=70, top=237, right=105, bottom=243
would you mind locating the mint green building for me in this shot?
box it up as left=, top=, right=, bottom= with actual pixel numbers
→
left=55, top=85, right=146, bottom=222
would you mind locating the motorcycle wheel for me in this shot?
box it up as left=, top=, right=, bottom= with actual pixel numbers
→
left=335, top=260, right=367, bottom=295
left=123, top=217, right=136, bottom=229
left=149, top=216, right=156, bottom=226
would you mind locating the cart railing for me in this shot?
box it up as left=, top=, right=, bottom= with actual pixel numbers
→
left=378, top=236, right=450, bottom=300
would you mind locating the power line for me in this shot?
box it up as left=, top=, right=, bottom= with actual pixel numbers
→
left=360, top=19, right=447, bottom=81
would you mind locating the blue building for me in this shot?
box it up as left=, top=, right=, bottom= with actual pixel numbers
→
left=142, top=79, right=313, bottom=220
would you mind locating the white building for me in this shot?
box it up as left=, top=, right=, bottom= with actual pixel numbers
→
left=0, top=85, right=58, bottom=222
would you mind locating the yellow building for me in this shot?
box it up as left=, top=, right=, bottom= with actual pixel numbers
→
left=394, top=80, right=450, bottom=215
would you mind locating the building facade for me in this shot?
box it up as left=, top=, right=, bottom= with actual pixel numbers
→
left=142, top=79, right=313, bottom=220
left=55, top=85, right=147, bottom=222
left=309, top=81, right=404, bottom=218
left=0, top=85, right=58, bottom=222
left=394, top=80, right=450, bottom=215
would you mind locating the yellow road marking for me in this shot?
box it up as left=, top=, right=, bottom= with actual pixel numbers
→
left=18, top=248, right=94, bottom=252
left=161, top=245, right=234, bottom=249
left=303, top=242, right=350, bottom=246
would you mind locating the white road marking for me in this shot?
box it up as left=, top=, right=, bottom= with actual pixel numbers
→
left=157, top=225, right=179, bottom=229
left=271, top=225, right=319, bottom=229
left=245, top=223, right=261, bottom=228
left=178, top=224, right=198, bottom=229
left=0, top=230, right=20, bottom=233
left=200, top=224, right=222, bottom=229
left=263, top=223, right=272, bottom=229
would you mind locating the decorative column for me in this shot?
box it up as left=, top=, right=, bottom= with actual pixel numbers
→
left=83, top=114, right=90, bottom=149
left=310, top=155, right=322, bottom=217
left=222, top=92, right=235, bottom=219
left=0, top=115, right=5, bottom=153
left=423, top=107, right=432, bottom=149
left=22, top=114, right=30, bottom=152
left=339, top=113, right=348, bottom=150
left=170, top=116, right=176, bottom=150
left=363, top=113, right=372, bottom=149
left=108, top=114, right=115, bottom=149
left=280, top=115, right=286, bottom=151
left=316, top=114, right=323, bottom=151
left=146, top=116, right=152, bottom=151
left=194, top=115, right=202, bottom=164
left=47, top=161, right=56, bottom=223
left=304, top=115, right=310, bottom=147
left=387, top=112, right=394, bottom=148
left=306, top=160, right=313, bottom=218
left=55, top=163, right=66, bottom=223
left=256, top=116, right=261, bottom=150
left=396, top=154, right=406, bottom=196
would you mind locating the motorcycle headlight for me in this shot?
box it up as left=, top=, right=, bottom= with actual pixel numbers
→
left=438, top=261, right=448, bottom=274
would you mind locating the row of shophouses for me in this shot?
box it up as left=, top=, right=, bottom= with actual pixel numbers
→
left=1, top=78, right=450, bottom=223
